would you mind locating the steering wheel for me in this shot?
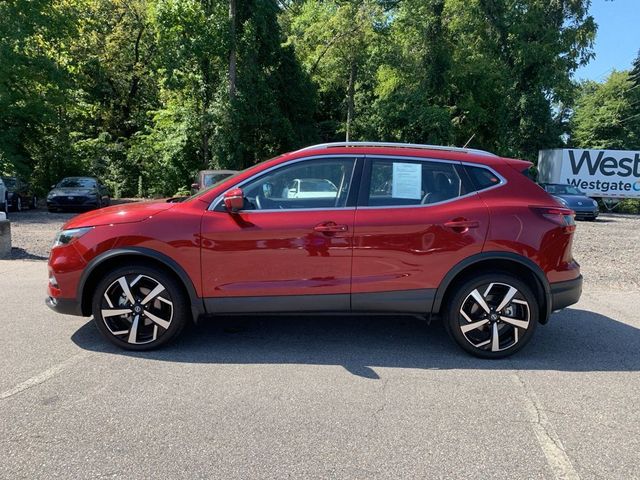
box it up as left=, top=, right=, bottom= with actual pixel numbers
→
left=421, top=193, right=431, bottom=205
left=254, top=194, right=262, bottom=210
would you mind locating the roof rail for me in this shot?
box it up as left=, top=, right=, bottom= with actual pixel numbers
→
left=296, top=141, right=497, bottom=157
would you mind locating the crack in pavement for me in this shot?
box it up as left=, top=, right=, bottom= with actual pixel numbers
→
left=511, top=372, right=580, bottom=480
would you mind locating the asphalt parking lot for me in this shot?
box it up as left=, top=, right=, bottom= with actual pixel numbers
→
left=1, top=210, right=640, bottom=479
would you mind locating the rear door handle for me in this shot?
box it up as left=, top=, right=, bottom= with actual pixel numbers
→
left=314, top=221, right=349, bottom=233
left=443, top=219, right=480, bottom=232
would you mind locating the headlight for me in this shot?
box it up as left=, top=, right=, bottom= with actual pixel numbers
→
left=553, top=196, right=568, bottom=207
left=52, top=227, right=93, bottom=248
left=592, top=199, right=598, bottom=207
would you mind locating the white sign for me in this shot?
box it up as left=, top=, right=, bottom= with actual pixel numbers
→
left=392, top=162, right=422, bottom=199
left=557, top=149, right=640, bottom=198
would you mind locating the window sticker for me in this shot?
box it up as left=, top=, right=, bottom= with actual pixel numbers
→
left=392, top=162, right=422, bottom=199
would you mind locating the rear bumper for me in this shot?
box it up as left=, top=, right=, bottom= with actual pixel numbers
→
left=550, top=275, right=583, bottom=311
left=45, top=296, right=84, bottom=316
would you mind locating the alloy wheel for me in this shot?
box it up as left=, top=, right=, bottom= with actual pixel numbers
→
left=16, top=196, right=22, bottom=212
left=458, top=282, right=531, bottom=353
left=100, top=274, right=174, bottom=345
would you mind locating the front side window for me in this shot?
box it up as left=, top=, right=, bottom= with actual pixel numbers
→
left=366, top=158, right=465, bottom=207
left=233, top=157, right=356, bottom=211
left=2, top=178, right=16, bottom=188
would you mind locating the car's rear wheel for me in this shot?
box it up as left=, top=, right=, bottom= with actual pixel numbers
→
left=444, top=273, right=538, bottom=359
left=92, top=264, right=188, bottom=350
left=15, top=196, right=22, bottom=212
left=30, top=195, right=37, bottom=209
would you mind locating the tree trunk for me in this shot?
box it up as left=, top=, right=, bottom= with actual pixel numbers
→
left=345, top=60, right=357, bottom=142
left=229, top=0, right=237, bottom=100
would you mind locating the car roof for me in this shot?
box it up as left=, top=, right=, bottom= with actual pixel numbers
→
left=284, top=142, right=516, bottom=168
left=296, top=142, right=496, bottom=157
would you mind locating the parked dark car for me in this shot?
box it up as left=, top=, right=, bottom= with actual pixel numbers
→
left=0, top=177, right=7, bottom=214
left=539, top=183, right=599, bottom=220
left=1, top=176, right=37, bottom=212
left=47, top=177, right=111, bottom=212
left=191, top=170, right=238, bottom=193
left=47, top=142, right=582, bottom=358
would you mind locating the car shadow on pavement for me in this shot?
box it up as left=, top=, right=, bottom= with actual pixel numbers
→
left=71, top=307, right=640, bottom=378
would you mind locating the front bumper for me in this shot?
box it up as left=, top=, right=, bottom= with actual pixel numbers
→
left=45, top=296, right=84, bottom=316
left=47, top=196, right=98, bottom=209
left=550, top=275, right=583, bottom=311
left=573, top=208, right=599, bottom=219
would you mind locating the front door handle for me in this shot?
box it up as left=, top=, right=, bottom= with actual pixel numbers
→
left=443, top=219, right=480, bottom=233
left=314, top=221, right=349, bottom=233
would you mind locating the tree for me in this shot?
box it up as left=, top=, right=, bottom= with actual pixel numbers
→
left=0, top=0, right=76, bottom=182
left=571, top=70, right=640, bottom=150
left=285, top=0, right=385, bottom=141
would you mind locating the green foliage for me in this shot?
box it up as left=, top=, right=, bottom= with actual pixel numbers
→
left=0, top=0, right=618, bottom=197
left=571, top=71, right=640, bottom=150
left=616, top=199, right=640, bottom=214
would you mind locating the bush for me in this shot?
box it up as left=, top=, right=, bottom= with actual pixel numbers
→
left=616, top=198, right=640, bottom=214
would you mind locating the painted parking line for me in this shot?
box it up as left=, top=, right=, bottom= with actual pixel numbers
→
left=0, top=351, right=92, bottom=400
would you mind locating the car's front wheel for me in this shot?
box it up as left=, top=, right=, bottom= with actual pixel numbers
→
left=92, top=264, right=189, bottom=350
left=444, top=273, right=538, bottom=359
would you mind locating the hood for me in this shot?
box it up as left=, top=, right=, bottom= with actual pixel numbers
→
left=554, top=194, right=595, bottom=208
left=63, top=201, right=175, bottom=229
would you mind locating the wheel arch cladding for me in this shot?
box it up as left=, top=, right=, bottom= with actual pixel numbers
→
left=78, top=248, right=204, bottom=320
left=433, top=252, right=551, bottom=324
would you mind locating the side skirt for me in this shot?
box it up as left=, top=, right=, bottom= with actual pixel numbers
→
left=204, top=289, right=435, bottom=315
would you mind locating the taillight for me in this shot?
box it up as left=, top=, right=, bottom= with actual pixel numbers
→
left=531, top=206, right=576, bottom=230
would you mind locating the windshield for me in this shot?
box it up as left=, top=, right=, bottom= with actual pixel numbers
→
left=203, top=173, right=234, bottom=187
left=1, top=177, right=16, bottom=188
left=545, top=184, right=583, bottom=195
left=188, top=169, right=248, bottom=201
left=187, top=155, right=284, bottom=201
left=57, top=178, right=97, bottom=189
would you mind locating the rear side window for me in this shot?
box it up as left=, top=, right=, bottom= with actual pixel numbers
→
left=365, top=158, right=465, bottom=207
left=463, top=166, right=501, bottom=191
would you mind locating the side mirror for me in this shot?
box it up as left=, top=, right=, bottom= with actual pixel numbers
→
left=223, top=188, right=244, bottom=213
left=51, top=185, right=56, bottom=189
left=191, top=183, right=199, bottom=190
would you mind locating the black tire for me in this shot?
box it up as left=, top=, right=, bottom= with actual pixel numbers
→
left=444, top=272, right=538, bottom=359
left=91, top=264, right=189, bottom=351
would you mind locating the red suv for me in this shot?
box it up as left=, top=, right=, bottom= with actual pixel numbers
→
left=47, top=142, right=582, bottom=358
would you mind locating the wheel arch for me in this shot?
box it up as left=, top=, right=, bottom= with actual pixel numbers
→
left=78, top=247, right=204, bottom=321
left=433, top=252, right=552, bottom=324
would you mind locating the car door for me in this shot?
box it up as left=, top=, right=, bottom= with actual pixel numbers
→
left=351, top=155, right=490, bottom=313
left=200, top=156, right=361, bottom=313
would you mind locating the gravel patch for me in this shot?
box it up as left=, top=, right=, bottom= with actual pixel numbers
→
left=6, top=210, right=73, bottom=260
left=5, top=200, right=140, bottom=260
left=3, top=206, right=639, bottom=290
left=572, top=213, right=640, bottom=291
